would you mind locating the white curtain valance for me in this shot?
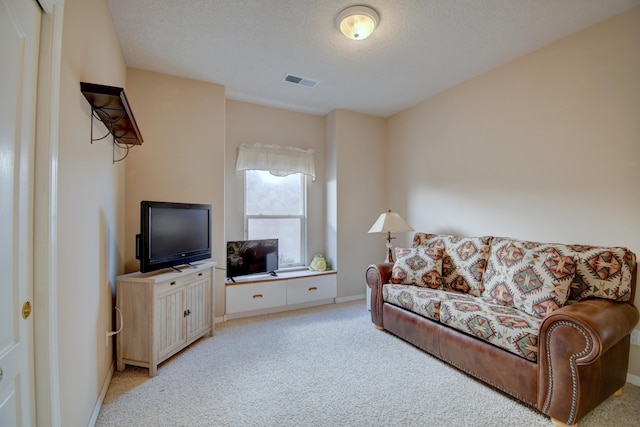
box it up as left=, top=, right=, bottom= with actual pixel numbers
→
left=235, top=143, right=316, bottom=180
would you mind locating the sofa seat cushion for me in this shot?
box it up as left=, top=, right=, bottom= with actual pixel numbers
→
left=439, top=298, right=542, bottom=362
left=413, top=233, right=492, bottom=297
left=383, top=284, right=477, bottom=321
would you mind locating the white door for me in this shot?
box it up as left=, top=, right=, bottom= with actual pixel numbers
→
left=0, top=0, right=41, bottom=425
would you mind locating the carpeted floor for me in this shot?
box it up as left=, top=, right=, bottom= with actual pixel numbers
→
left=97, top=300, right=640, bottom=426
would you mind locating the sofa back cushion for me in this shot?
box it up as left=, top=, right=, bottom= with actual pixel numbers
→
left=413, top=233, right=492, bottom=297
left=484, top=237, right=636, bottom=307
left=482, top=238, right=576, bottom=318
left=390, top=247, right=443, bottom=289
left=569, top=245, right=636, bottom=302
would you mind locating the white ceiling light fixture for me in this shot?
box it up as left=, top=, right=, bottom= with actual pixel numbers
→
left=336, top=5, right=379, bottom=41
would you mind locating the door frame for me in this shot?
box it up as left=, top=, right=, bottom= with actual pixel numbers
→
left=33, top=0, right=63, bottom=425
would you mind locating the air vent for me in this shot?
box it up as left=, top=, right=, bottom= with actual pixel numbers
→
left=282, top=74, right=319, bottom=88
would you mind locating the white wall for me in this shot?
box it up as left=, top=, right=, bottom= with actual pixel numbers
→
left=56, top=0, right=126, bottom=424
left=388, top=7, right=640, bottom=376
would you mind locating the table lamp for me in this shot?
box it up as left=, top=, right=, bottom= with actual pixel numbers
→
left=367, top=209, right=414, bottom=263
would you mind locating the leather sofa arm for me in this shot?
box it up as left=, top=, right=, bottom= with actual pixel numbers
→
left=540, top=299, right=639, bottom=362
left=537, top=299, right=639, bottom=425
left=365, top=263, right=393, bottom=328
left=366, top=263, right=393, bottom=288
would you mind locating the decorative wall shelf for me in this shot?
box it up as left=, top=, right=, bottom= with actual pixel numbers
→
left=80, top=82, right=143, bottom=163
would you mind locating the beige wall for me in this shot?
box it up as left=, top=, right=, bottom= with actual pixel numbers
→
left=326, top=110, right=388, bottom=299
left=56, top=0, right=126, bottom=424
left=124, top=69, right=227, bottom=315
left=225, top=100, right=326, bottom=310
left=225, top=103, right=386, bottom=305
left=388, top=7, right=640, bottom=376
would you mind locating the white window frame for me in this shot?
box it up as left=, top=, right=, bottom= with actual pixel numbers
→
left=244, top=171, right=308, bottom=269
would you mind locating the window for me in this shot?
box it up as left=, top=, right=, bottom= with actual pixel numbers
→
left=245, top=170, right=306, bottom=268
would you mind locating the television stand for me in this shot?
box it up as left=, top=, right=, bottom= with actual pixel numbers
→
left=116, top=262, right=216, bottom=377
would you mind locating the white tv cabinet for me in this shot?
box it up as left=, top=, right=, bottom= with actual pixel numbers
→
left=225, top=270, right=337, bottom=319
left=116, top=261, right=215, bottom=377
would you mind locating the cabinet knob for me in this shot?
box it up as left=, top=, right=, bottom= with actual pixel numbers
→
left=0, top=367, right=3, bottom=383
left=184, top=309, right=191, bottom=317
left=170, top=281, right=176, bottom=286
left=308, top=287, right=318, bottom=291
left=252, top=294, right=263, bottom=299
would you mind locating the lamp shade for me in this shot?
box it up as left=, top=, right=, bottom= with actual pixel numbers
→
left=368, top=210, right=414, bottom=234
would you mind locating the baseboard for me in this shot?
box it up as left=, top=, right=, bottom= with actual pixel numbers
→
left=335, top=294, right=365, bottom=304
left=627, top=372, right=640, bottom=387
left=88, top=362, right=114, bottom=427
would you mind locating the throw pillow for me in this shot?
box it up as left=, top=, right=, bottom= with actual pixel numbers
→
left=484, top=245, right=575, bottom=318
left=390, top=247, right=443, bottom=289
left=569, top=247, right=635, bottom=302
left=412, top=233, right=492, bottom=296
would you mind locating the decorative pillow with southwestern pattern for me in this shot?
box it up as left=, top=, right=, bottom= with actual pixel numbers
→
left=390, top=247, right=443, bottom=289
left=483, top=238, right=576, bottom=318
left=569, top=246, right=636, bottom=302
left=413, top=233, right=492, bottom=296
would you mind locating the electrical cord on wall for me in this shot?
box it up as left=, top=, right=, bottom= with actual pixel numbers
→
left=106, top=306, right=123, bottom=346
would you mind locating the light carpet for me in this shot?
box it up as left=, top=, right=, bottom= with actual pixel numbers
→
left=97, top=300, right=640, bottom=426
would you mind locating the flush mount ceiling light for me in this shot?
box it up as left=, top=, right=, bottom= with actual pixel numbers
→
left=336, top=5, right=379, bottom=41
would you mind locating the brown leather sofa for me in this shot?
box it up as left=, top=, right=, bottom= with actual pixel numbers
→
left=366, top=233, right=639, bottom=426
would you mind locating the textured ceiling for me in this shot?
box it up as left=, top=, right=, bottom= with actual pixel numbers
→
left=107, top=0, right=640, bottom=118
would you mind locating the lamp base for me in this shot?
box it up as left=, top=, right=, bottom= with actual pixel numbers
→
left=385, top=246, right=394, bottom=264
left=385, top=232, right=395, bottom=264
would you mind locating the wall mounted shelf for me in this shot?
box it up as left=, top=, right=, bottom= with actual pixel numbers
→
left=80, top=82, right=143, bottom=162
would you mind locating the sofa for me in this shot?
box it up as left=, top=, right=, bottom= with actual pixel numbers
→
left=366, top=233, right=639, bottom=426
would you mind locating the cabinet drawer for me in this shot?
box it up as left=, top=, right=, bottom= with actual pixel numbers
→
left=287, top=274, right=337, bottom=305
left=226, top=281, right=287, bottom=314
left=155, top=269, right=211, bottom=294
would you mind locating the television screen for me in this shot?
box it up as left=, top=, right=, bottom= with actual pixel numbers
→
left=226, top=239, right=278, bottom=279
left=137, top=201, right=212, bottom=273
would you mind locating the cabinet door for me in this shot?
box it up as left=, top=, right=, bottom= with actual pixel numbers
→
left=186, top=277, right=211, bottom=340
left=157, top=289, right=187, bottom=360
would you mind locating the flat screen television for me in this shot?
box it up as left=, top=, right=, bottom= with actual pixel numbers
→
left=136, top=201, right=212, bottom=273
left=226, top=239, right=278, bottom=280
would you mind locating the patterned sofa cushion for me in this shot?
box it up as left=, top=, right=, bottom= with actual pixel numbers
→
left=383, top=284, right=478, bottom=321
left=569, top=246, right=636, bottom=302
left=390, top=247, right=443, bottom=289
left=484, top=237, right=636, bottom=304
left=439, top=298, right=542, bottom=362
left=482, top=238, right=576, bottom=318
left=383, top=285, right=439, bottom=320
left=412, top=233, right=492, bottom=297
